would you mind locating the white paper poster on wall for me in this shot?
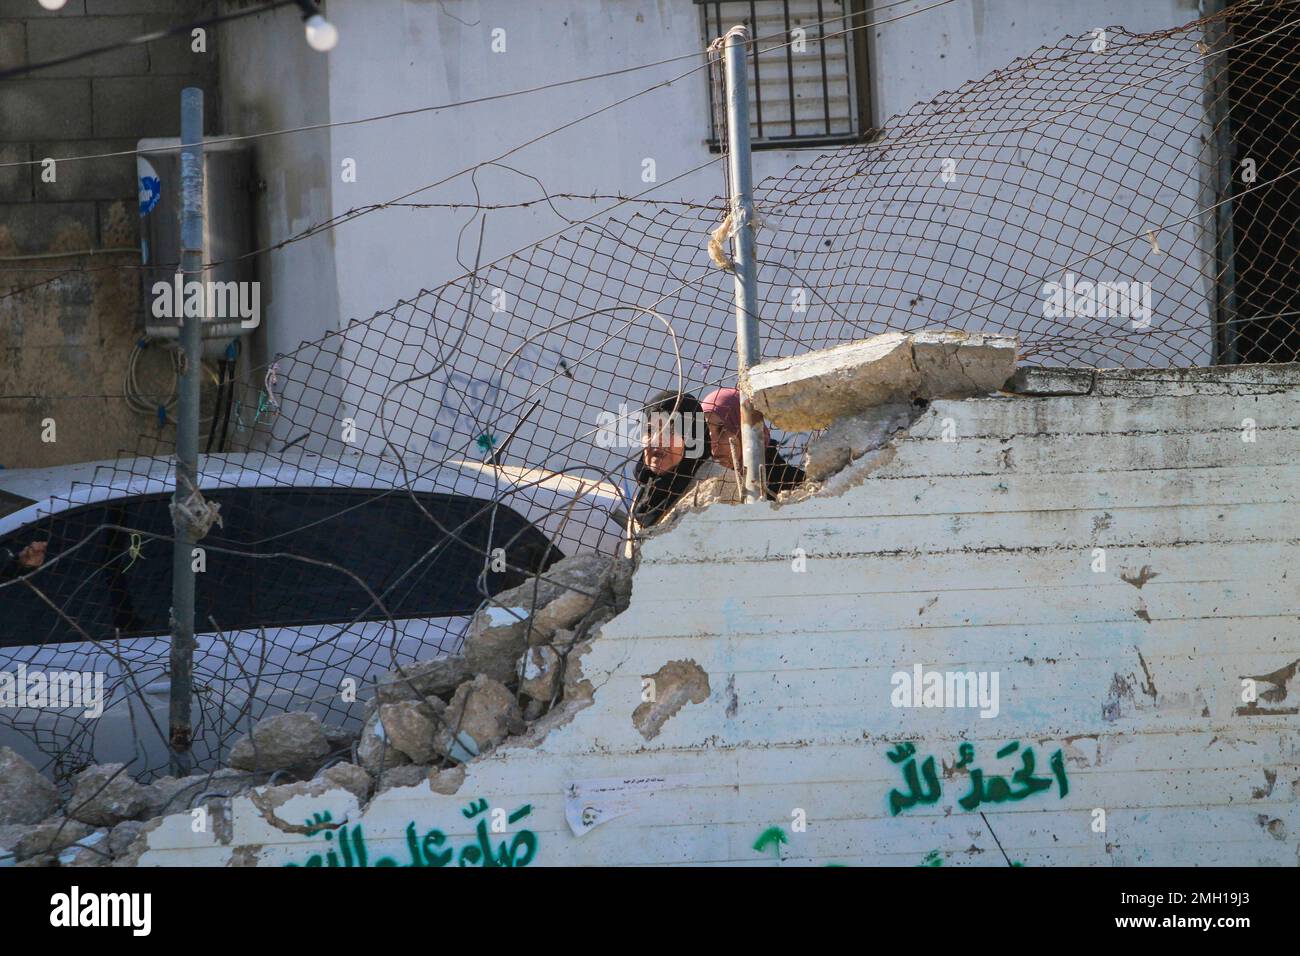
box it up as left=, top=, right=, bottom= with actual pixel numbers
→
left=564, top=774, right=702, bottom=837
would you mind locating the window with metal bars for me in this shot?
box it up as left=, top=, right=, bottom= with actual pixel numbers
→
left=700, top=0, right=872, bottom=150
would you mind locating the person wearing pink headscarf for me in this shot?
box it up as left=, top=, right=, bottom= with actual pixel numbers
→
left=699, top=387, right=805, bottom=496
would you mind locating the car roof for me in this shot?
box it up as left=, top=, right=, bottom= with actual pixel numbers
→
left=0, top=450, right=626, bottom=554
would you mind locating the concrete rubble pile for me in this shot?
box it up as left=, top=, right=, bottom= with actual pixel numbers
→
left=0, top=551, right=633, bottom=867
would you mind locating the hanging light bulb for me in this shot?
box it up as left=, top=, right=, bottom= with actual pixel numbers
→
left=37, top=0, right=69, bottom=10
left=304, top=14, right=338, bottom=52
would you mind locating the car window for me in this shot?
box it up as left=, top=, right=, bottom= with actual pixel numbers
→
left=0, top=489, right=37, bottom=521
left=243, top=487, right=558, bottom=626
left=0, top=501, right=121, bottom=647
left=0, top=486, right=559, bottom=646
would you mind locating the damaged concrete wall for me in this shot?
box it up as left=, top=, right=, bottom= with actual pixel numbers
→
left=126, top=365, right=1300, bottom=866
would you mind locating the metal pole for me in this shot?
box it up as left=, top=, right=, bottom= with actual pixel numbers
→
left=722, top=25, right=766, bottom=504
left=169, top=87, right=204, bottom=775
left=1204, top=8, right=1240, bottom=365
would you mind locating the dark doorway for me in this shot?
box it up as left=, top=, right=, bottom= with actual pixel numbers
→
left=1217, top=1, right=1300, bottom=363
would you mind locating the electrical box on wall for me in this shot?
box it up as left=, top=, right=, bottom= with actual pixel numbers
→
left=136, top=138, right=258, bottom=356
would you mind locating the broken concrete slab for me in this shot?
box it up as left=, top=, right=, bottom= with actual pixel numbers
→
left=374, top=654, right=472, bottom=705
left=517, top=645, right=562, bottom=703
left=744, top=332, right=918, bottom=431
left=378, top=764, right=430, bottom=794
left=435, top=675, right=524, bottom=761
left=803, top=403, right=916, bottom=481
left=742, top=329, right=1017, bottom=431
left=1005, top=366, right=1095, bottom=396
left=465, top=552, right=616, bottom=683
left=377, top=699, right=445, bottom=765
left=1092, top=362, right=1300, bottom=397
left=14, top=817, right=95, bottom=861
left=0, top=747, right=59, bottom=826
left=315, top=763, right=373, bottom=805
left=910, top=329, right=1018, bottom=397
left=67, top=763, right=149, bottom=827
left=357, top=710, right=413, bottom=775
left=228, top=711, right=330, bottom=773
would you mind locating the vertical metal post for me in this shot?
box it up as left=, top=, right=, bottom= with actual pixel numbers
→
left=722, top=25, right=766, bottom=504
left=169, top=87, right=204, bottom=775
left=1204, top=8, right=1240, bottom=365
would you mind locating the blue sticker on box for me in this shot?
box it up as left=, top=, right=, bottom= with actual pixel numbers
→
left=138, top=157, right=161, bottom=217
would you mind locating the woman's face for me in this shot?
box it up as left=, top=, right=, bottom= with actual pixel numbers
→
left=642, top=414, right=686, bottom=475
left=705, top=410, right=740, bottom=470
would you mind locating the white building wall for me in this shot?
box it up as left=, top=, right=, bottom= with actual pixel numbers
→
left=867, top=0, right=1204, bottom=122
left=218, top=1, right=341, bottom=367
left=213, top=0, right=1216, bottom=488
left=219, top=0, right=1204, bottom=349
left=135, top=366, right=1300, bottom=866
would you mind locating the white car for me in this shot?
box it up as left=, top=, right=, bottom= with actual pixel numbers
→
left=0, top=451, right=625, bottom=778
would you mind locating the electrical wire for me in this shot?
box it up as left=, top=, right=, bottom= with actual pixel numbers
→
left=0, top=0, right=965, bottom=298
left=0, top=0, right=958, bottom=171
left=0, top=0, right=296, bottom=82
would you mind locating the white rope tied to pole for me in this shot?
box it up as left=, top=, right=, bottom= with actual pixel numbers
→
left=708, top=210, right=736, bottom=270
left=170, top=473, right=224, bottom=541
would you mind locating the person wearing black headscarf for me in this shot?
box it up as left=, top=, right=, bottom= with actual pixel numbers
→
left=630, top=391, right=712, bottom=530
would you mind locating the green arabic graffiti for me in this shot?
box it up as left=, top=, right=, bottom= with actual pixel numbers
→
left=957, top=741, right=1068, bottom=811
left=285, top=800, right=538, bottom=868
left=887, top=742, right=942, bottom=816
left=752, top=826, right=789, bottom=857
left=887, top=741, right=1069, bottom=816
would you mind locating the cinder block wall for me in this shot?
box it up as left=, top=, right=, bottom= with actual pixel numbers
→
left=0, top=0, right=218, bottom=469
